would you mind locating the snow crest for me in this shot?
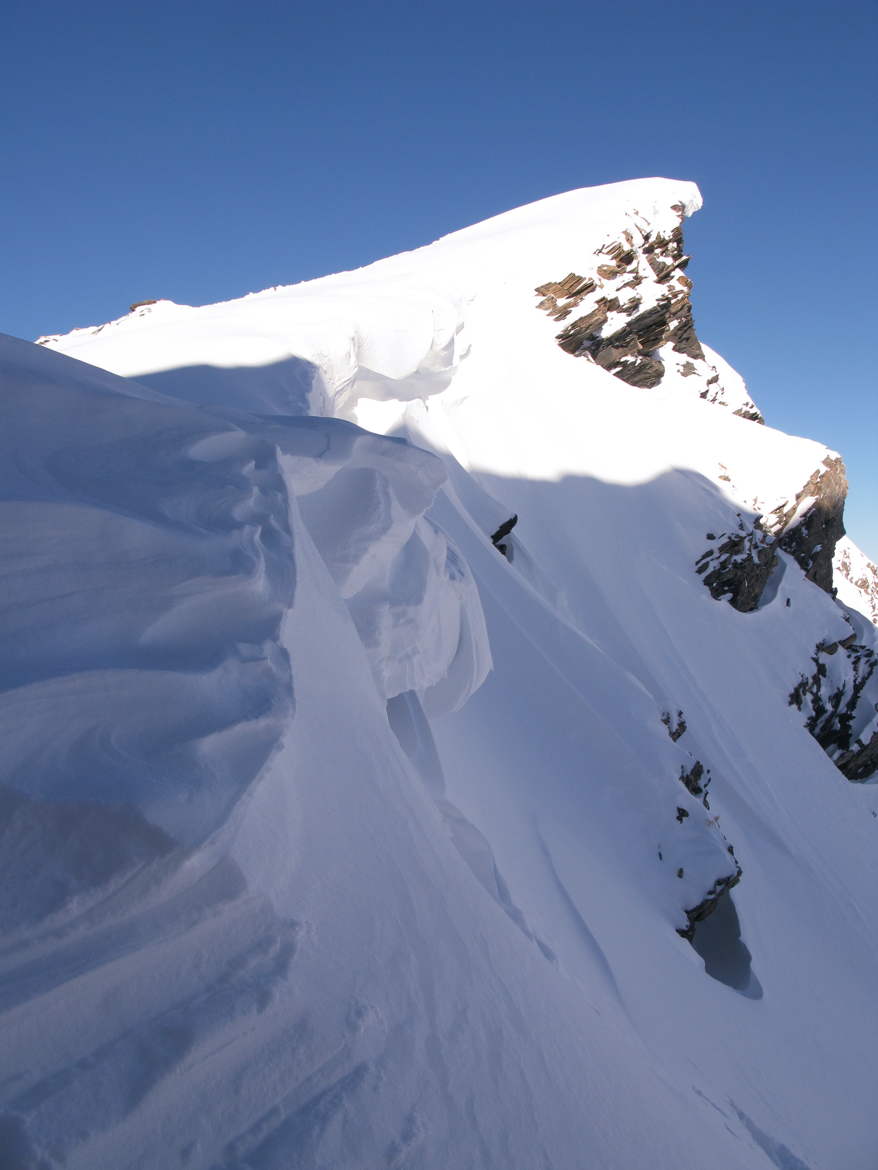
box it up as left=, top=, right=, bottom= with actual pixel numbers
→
left=7, top=179, right=878, bottom=1170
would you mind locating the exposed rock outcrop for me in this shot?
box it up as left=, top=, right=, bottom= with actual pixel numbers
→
left=789, top=620, right=878, bottom=781
left=490, top=514, right=518, bottom=561
left=679, top=867, right=742, bottom=942
left=698, top=457, right=878, bottom=784
left=670, top=746, right=743, bottom=941
left=834, top=537, right=878, bottom=626
left=534, top=214, right=763, bottom=420
left=769, top=457, right=848, bottom=594
left=696, top=457, right=849, bottom=613
left=695, top=515, right=777, bottom=613
left=661, top=709, right=687, bottom=742
left=680, top=760, right=713, bottom=803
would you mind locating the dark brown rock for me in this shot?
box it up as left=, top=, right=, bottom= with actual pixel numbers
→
left=679, top=759, right=706, bottom=796
left=490, top=514, right=518, bottom=561
left=661, top=710, right=687, bottom=741
left=775, top=457, right=848, bottom=595
left=733, top=404, right=766, bottom=424
left=695, top=522, right=777, bottom=613
left=666, top=303, right=704, bottom=360
left=533, top=216, right=761, bottom=419
left=835, top=731, right=878, bottom=781
left=556, top=304, right=610, bottom=354
left=697, top=458, right=848, bottom=614
left=604, top=354, right=665, bottom=389
left=789, top=630, right=878, bottom=780
left=677, top=871, right=742, bottom=942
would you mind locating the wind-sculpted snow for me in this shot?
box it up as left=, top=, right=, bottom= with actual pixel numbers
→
left=0, top=335, right=295, bottom=854
left=8, top=179, right=878, bottom=1169
left=0, top=336, right=498, bottom=1167
left=38, top=288, right=463, bottom=418
left=293, top=436, right=488, bottom=709
left=193, top=412, right=491, bottom=711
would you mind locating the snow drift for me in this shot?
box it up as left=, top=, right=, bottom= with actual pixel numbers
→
left=2, top=178, right=877, bottom=1170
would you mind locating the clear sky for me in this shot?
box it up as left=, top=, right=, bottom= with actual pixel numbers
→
left=3, top=0, right=875, bottom=556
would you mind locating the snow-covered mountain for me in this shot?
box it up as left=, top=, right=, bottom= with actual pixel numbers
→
left=3, top=178, right=877, bottom=1169
left=835, top=536, right=878, bottom=626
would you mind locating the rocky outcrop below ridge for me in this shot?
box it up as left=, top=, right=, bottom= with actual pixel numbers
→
left=535, top=214, right=763, bottom=421
left=834, top=536, right=878, bottom=626
left=695, top=450, right=878, bottom=783
left=679, top=867, right=742, bottom=942
left=789, top=616, right=878, bottom=781
left=658, top=712, right=743, bottom=944
left=695, top=516, right=776, bottom=613
left=770, top=457, right=848, bottom=594
left=677, top=789, right=742, bottom=942
left=696, top=457, right=849, bottom=613
left=693, top=451, right=878, bottom=783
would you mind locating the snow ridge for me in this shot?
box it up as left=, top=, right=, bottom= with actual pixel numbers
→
left=5, top=179, right=878, bottom=1170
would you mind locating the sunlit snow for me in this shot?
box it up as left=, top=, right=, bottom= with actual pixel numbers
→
left=3, top=178, right=877, bottom=1170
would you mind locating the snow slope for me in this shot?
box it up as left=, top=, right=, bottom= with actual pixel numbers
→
left=835, top=535, right=878, bottom=626
left=3, top=179, right=877, bottom=1169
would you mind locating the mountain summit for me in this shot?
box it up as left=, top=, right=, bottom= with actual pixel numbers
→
left=4, top=178, right=878, bottom=1169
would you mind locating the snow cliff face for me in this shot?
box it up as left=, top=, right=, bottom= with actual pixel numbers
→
left=5, top=178, right=878, bottom=1170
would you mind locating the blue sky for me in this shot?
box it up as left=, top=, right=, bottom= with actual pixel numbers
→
left=3, top=0, right=875, bottom=555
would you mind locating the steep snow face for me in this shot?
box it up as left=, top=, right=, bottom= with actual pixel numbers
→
left=835, top=536, right=878, bottom=625
left=7, top=178, right=878, bottom=1170
left=251, top=414, right=490, bottom=710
